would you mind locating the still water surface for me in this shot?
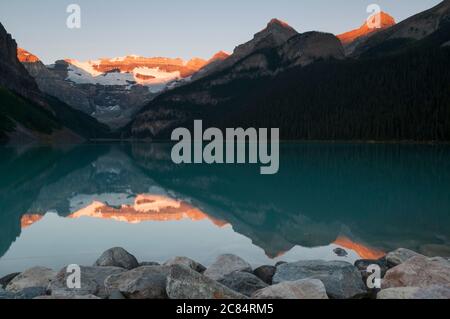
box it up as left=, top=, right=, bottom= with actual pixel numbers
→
left=1, top=143, right=449, bottom=275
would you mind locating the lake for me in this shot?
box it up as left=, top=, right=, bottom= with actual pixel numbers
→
left=1, top=142, right=449, bottom=276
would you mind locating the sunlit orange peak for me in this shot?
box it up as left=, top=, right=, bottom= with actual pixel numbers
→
left=210, top=51, right=230, bottom=62
left=334, top=236, right=385, bottom=260
left=17, top=48, right=40, bottom=63
left=268, top=18, right=292, bottom=29
left=68, top=194, right=228, bottom=227
left=337, top=12, right=396, bottom=44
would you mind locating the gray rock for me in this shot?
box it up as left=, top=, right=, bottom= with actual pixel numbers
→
left=104, top=266, right=170, bottom=299
left=0, top=273, right=20, bottom=289
left=166, top=265, right=247, bottom=299
left=218, top=271, right=268, bottom=297
left=377, top=286, right=450, bottom=299
left=49, top=265, right=125, bottom=298
left=15, top=287, right=47, bottom=299
left=275, top=261, right=287, bottom=267
left=333, top=248, right=348, bottom=257
left=385, top=248, right=423, bottom=268
left=382, top=256, right=450, bottom=289
left=252, top=279, right=328, bottom=299
left=0, top=286, right=47, bottom=300
left=139, top=262, right=160, bottom=267
left=6, top=267, right=56, bottom=293
left=0, top=288, right=16, bottom=299
left=94, top=247, right=139, bottom=270
left=108, top=290, right=126, bottom=299
left=204, top=254, right=252, bottom=281
left=163, top=257, right=206, bottom=273
left=354, top=258, right=388, bottom=285
left=253, top=265, right=277, bottom=285
left=34, top=294, right=101, bottom=299
left=273, top=260, right=367, bottom=299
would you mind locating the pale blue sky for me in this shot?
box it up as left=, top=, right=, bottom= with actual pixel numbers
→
left=0, top=0, right=442, bottom=64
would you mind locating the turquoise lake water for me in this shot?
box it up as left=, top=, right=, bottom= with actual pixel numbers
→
left=1, top=143, right=449, bottom=276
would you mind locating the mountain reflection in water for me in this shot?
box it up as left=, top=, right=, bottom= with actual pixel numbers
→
left=1, top=143, right=449, bottom=274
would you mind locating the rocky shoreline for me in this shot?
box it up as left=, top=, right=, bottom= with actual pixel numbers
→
left=1, top=247, right=450, bottom=300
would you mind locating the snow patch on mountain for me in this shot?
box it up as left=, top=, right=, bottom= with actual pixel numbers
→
left=65, top=59, right=186, bottom=93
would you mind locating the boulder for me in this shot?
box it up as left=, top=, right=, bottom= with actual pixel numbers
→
left=252, top=279, right=328, bottom=299
left=108, top=290, right=126, bottom=299
left=166, top=265, right=247, bottom=299
left=382, top=256, right=450, bottom=289
left=0, top=273, right=20, bottom=289
left=0, top=287, right=47, bottom=300
left=94, top=247, right=139, bottom=270
left=104, top=266, right=170, bottom=299
left=34, top=294, right=101, bottom=299
left=139, top=262, right=160, bottom=267
left=6, top=267, right=56, bottom=293
left=377, top=286, right=450, bottom=299
left=273, top=260, right=367, bottom=299
left=14, top=287, right=47, bottom=299
left=253, top=265, right=276, bottom=285
left=275, top=261, right=287, bottom=267
left=49, top=266, right=125, bottom=298
left=218, top=271, right=268, bottom=297
left=385, top=248, right=423, bottom=267
left=354, top=258, right=388, bottom=285
left=0, top=288, right=16, bottom=299
left=204, top=254, right=252, bottom=281
left=163, top=257, right=206, bottom=273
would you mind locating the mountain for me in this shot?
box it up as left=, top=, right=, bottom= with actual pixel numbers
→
left=130, top=19, right=345, bottom=138
left=0, top=25, right=46, bottom=106
left=129, top=3, right=450, bottom=142
left=337, top=12, right=396, bottom=55
left=353, top=0, right=450, bottom=57
left=19, top=52, right=223, bottom=129
left=191, top=51, right=230, bottom=80
left=0, top=23, right=110, bottom=143
left=192, top=19, right=298, bottom=80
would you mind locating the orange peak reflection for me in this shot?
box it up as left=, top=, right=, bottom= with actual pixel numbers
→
left=334, top=236, right=385, bottom=260
left=21, top=214, right=44, bottom=229
left=68, top=194, right=228, bottom=227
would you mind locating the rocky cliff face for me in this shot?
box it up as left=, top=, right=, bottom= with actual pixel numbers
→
left=353, top=0, right=450, bottom=56
left=337, top=12, right=396, bottom=55
left=279, top=32, right=345, bottom=67
left=18, top=56, right=92, bottom=115
left=0, top=24, right=45, bottom=105
left=193, top=19, right=298, bottom=80
left=1, top=23, right=110, bottom=143
left=19, top=53, right=155, bottom=129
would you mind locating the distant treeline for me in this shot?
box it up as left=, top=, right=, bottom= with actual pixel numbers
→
left=206, top=46, right=450, bottom=141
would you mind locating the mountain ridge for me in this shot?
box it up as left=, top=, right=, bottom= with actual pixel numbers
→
left=337, top=12, right=396, bottom=55
left=0, top=23, right=110, bottom=144
left=129, top=3, right=450, bottom=142
left=353, top=0, right=450, bottom=57
left=18, top=50, right=229, bottom=129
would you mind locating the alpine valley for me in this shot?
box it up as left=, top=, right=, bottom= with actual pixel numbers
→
left=1, top=0, right=450, bottom=143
